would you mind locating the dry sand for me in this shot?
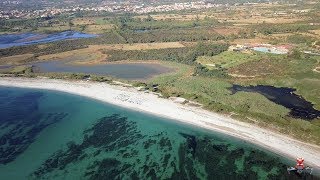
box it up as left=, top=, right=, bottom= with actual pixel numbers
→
left=0, top=77, right=319, bottom=168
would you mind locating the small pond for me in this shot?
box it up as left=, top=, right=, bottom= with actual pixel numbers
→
left=0, top=31, right=97, bottom=49
left=230, top=85, right=320, bottom=120
left=252, top=47, right=288, bottom=54
left=32, top=61, right=173, bottom=80
left=0, top=65, right=11, bottom=69
left=134, top=29, right=152, bottom=33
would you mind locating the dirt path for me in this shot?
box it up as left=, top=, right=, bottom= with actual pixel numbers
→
left=313, top=67, right=320, bottom=73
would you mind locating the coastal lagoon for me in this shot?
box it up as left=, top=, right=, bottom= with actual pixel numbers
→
left=0, top=31, right=97, bottom=49
left=32, top=61, right=173, bottom=80
left=0, top=86, right=314, bottom=179
left=231, top=85, right=320, bottom=120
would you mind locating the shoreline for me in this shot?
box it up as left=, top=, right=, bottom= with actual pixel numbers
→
left=0, top=77, right=320, bottom=169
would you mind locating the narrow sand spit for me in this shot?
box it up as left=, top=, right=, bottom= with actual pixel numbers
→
left=0, top=77, right=319, bottom=168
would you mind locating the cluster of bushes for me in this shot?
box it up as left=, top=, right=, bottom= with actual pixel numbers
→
left=109, top=14, right=226, bottom=43
left=113, top=14, right=220, bottom=31
left=106, top=47, right=192, bottom=63
left=0, top=65, right=34, bottom=75
left=227, top=30, right=256, bottom=40
left=90, top=75, right=112, bottom=82
left=286, top=34, right=315, bottom=45
left=118, top=28, right=225, bottom=43
left=72, top=30, right=127, bottom=45
left=44, top=73, right=112, bottom=82
left=193, top=64, right=229, bottom=78
left=0, top=41, right=88, bottom=57
left=107, top=42, right=229, bottom=65
left=0, top=18, right=42, bottom=32
left=252, top=23, right=320, bottom=35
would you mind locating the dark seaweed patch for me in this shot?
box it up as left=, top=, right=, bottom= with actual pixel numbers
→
left=170, top=135, right=294, bottom=179
left=29, top=113, right=298, bottom=179
left=0, top=91, right=67, bottom=164
left=143, top=139, right=157, bottom=149
left=85, top=158, right=123, bottom=180
left=31, top=114, right=145, bottom=179
left=179, top=132, right=197, bottom=157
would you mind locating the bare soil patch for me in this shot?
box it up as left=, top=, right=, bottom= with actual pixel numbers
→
left=309, top=29, right=320, bottom=36
left=136, top=14, right=211, bottom=21
left=37, top=42, right=185, bottom=65
left=72, top=17, right=96, bottom=25
left=232, top=38, right=269, bottom=44
left=37, top=47, right=107, bottom=65
left=84, top=24, right=114, bottom=34
left=0, top=54, right=34, bottom=65
left=90, top=42, right=185, bottom=51
left=222, top=17, right=302, bottom=24
left=228, top=58, right=285, bottom=77
left=214, top=27, right=243, bottom=35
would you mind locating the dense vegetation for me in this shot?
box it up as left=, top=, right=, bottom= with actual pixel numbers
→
left=106, top=43, right=229, bottom=65
left=194, top=64, right=229, bottom=78
left=253, top=23, right=320, bottom=35
left=0, top=41, right=88, bottom=58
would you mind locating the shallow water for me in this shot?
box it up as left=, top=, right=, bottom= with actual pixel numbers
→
left=0, top=31, right=97, bottom=48
left=32, top=61, right=173, bottom=80
left=252, top=47, right=287, bottom=54
left=230, top=84, right=320, bottom=120
left=0, top=87, right=318, bottom=180
left=0, top=65, right=11, bottom=69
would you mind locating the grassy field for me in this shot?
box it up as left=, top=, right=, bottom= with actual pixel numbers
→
left=227, top=54, right=320, bottom=110
left=0, top=54, right=34, bottom=65
left=231, top=38, right=270, bottom=44
left=35, top=42, right=186, bottom=65
left=150, top=62, right=290, bottom=119
left=90, top=42, right=185, bottom=51
left=36, top=26, right=70, bottom=33
left=35, top=17, right=115, bottom=34
left=72, top=17, right=114, bottom=34
left=37, top=46, right=108, bottom=65
left=135, top=14, right=212, bottom=21
left=148, top=58, right=320, bottom=145
left=196, top=51, right=273, bottom=69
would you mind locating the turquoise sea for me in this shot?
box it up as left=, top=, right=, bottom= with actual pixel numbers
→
left=0, top=87, right=317, bottom=179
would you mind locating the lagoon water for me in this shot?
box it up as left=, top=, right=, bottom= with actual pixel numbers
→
left=0, top=86, right=316, bottom=179
left=0, top=31, right=97, bottom=49
left=32, top=61, right=173, bottom=80
left=231, top=85, right=320, bottom=120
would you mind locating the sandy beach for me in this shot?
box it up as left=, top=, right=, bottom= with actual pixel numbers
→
left=0, top=77, right=320, bottom=169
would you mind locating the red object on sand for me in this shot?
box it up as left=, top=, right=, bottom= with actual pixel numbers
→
left=295, top=157, right=305, bottom=169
